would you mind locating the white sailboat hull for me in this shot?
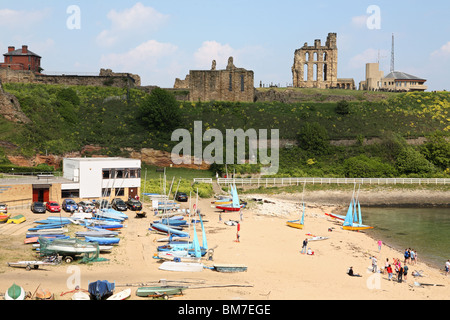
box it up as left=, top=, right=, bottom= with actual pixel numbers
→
left=158, top=261, right=204, bottom=272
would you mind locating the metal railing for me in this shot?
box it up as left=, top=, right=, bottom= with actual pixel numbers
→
left=214, top=177, right=449, bottom=186
left=193, top=178, right=214, bottom=184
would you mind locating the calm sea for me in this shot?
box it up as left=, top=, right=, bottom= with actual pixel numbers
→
left=361, top=207, right=450, bottom=270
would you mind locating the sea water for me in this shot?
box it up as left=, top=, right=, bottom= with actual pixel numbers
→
left=362, top=207, right=450, bottom=271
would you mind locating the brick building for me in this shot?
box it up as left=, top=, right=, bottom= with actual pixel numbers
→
left=0, top=45, right=42, bottom=73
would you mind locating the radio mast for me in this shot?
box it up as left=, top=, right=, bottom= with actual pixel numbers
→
left=390, top=33, right=395, bottom=73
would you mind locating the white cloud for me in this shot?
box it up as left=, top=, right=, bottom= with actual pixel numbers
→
left=431, top=41, right=450, bottom=58
left=194, top=41, right=236, bottom=69
left=348, top=48, right=389, bottom=70
left=351, top=15, right=368, bottom=28
left=100, top=40, right=178, bottom=85
left=0, top=8, right=50, bottom=28
left=96, top=3, right=169, bottom=47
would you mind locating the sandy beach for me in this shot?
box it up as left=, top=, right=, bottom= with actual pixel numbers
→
left=0, top=191, right=448, bottom=301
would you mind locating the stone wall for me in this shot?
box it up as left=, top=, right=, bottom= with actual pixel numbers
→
left=0, top=68, right=140, bottom=88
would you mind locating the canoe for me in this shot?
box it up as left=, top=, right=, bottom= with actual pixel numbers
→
left=35, top=218, right=72, bottom=225
left=154, top=218, right=187, bottom=227
left=35, top=288, right=54, bottom=300
left=149, top=223, right=189, bottom=238
left=308, top=236, right=329, bottom=241
left=325, top=213, right=346, bottom=221
left=216, top=204, right=243, bottom=212
left=25, top=235, right=69, bottom=244
left=85, top=236, right=120, bottom=245
left=26, top=228, right=68, bottom=235
left=106, top=288, right=131, bottom=300
left=286, top=220, right=304, bottom=229
left=0, top=213, right=10, bottom=223
left=95, top=209, right=126, bottom=221
left=156, top=251, right=202, bottom=263
left=28, top=223, right=69, bottom=231
left=212, top=264, right=248, bottom=273
left=6, top=215, right=26, bottom=224
left=72, top=291, right=91, bottom=300
left=342, top=224, right=373, bottom=231
left=75, top=230, right=119, bottom=238
left=158, top=261, right=204, bottom=272
left=5, top=283, right=26, bottom=300
left=135, top=286, right=184, bottom=298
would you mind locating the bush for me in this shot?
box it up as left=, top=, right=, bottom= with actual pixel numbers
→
left=297, top=122, right=330, bottom=155
left=343, top=155, right=396, bottom=178
left=395, top=147, right=436, bottom=175
left=420, top=131, right=450, bottom=170
left=138, top=88, right=181, bottom=132
left=335, top=100, right=350, bottom=115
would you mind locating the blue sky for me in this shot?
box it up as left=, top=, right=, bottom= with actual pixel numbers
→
left=1, top=0, right=449, bottom=90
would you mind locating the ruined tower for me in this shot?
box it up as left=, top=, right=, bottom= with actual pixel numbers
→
left=292, top=33, right=338, bottom=89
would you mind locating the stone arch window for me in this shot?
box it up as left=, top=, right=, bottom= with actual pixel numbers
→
left=323, top=52, right=327, bottom=61
left=314, top=52, right=318, bottom=61
left=323, top=63, right=328, bottom=81
left=229, top=73, right=232, bottom=91
left=313, top=64, right=318, bottom=81
left=304, top=63, right=308, bottom=81
left=305, top=52, right=310, bottom=61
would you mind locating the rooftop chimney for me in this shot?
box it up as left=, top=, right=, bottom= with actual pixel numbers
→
left=22, top=45, right=28, bottom=54
left=8, top=46, right=15, bottom=52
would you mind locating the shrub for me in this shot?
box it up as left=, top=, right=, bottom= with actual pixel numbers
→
left=343, top=155, right=396, bottom=178
left=297, top=122, right=330, bottom=155
left=395, top=147, right=436, bottom=175
left=335, top=100, right=350, bottom=115
left=138, top=88, right=181, bottom=133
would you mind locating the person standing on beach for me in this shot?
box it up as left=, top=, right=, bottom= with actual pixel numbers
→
left=410, top=249, right=416, bottom=265
left=445, top=259, right=450, bottom=276
left=377, top=240, right=382, bottom=252
left=397, top=265, right=404, bottom=283
left=404, top=249, right=410, bottom=265
left=403, top=264, right=408, bottom=281
left=301, top=238, right=308, bottom=254
left=387, top=264, right=393, bottom=281
left=371, top=256, right=378, bottom=273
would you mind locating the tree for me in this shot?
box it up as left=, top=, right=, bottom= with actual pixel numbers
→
left=296, top=122, right=330, bottom=155
left=420, top=131, right=450, bottom=171
left=396, top=147, right=435, bottom=176
left=335, top=99, right=350, bottom=115
left=138, top=88, right=181, bottom=132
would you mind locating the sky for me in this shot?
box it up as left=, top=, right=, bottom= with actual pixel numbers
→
left=1, top=0, right=449, bottom=91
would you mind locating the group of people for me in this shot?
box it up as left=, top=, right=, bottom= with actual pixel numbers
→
left=384, top=257, right=409, bottom=282
left=403, top=248, right=418, bottom=265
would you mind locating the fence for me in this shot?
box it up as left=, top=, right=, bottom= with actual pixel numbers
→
left=211, top=177, right=450, bottom=187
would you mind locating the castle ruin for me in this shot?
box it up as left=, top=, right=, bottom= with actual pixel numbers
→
left=292, top=33, right=355, bottom=90
left=174, top=57, right=255, bottom=102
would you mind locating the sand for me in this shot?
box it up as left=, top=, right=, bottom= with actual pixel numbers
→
left=0, top=192, right=448, bottom=301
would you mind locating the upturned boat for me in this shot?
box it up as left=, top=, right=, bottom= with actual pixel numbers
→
left=136, top=286, right=184, bottom=298
left=4, top=283, right=26, bottom=300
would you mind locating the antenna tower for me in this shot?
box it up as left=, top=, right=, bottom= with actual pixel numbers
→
left=390, top=33, right=395, bottom=73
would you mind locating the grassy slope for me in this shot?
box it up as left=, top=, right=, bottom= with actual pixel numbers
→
left=0, top=84, right=449, bottom=179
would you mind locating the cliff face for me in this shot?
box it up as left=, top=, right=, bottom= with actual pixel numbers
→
left=0, top=82, right=31, bottom=123
left=6, top=146, right=211, bottom=170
